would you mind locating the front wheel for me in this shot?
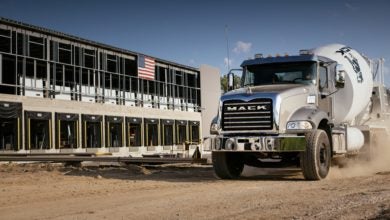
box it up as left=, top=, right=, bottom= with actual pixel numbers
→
left=212, top=152, right=244, bottom=179
left=300, top=129, right=331, bottom=180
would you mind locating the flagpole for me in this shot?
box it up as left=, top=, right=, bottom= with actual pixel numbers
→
left=225, top=25, right=231, bottom=71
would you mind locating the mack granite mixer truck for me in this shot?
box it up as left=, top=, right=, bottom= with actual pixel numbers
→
left=210, top=44, right=389, bottom=180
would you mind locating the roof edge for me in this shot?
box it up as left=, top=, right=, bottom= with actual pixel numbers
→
left=0, top=17, right=198, bottom=71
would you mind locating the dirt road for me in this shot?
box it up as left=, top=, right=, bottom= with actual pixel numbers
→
left=0, top=162, right=389, bottom=220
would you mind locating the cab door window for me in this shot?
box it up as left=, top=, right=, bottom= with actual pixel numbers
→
left=319, top=66, right=328, bottom=91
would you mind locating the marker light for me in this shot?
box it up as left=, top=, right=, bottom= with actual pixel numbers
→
left=299, top=49, right=310, bottom=55
left=254, top=53, right=263, bottom=59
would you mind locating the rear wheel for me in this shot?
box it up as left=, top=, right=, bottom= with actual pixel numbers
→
left=301, top=129, right=331, bottom=180
left=212, top=152, right=244, bottom=179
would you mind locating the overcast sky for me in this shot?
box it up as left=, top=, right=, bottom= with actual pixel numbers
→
left=1, top=0, right=389, bottom=84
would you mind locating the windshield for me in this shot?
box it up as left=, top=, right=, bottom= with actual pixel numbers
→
left=242, top=62, right=317, bottom=87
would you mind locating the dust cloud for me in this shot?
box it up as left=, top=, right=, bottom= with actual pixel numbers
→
left=329, top=127, right=390, bottom=179
left=243, top=125, right=390, bottom=180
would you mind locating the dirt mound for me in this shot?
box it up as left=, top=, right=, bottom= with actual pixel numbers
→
left=0, top=162, right=62, bottom=173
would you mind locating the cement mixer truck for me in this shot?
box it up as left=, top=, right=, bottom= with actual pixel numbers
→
left=210, top=44, right=389, bottom=180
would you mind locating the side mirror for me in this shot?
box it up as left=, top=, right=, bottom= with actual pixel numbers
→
left=210, top=117, right=220, bottom=135
left=335, top=64, right=346, bottom=88
left=227, top=72, right=235, bottom=91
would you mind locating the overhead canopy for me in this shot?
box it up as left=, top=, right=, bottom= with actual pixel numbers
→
left=144, top=118, right=159, bottom=124
left=25, top=111, right=51, bottom=120
left=189, top=121, right=200, bottom=126
left=82, top=114, right=102, bottom=122
left=161, top=119, right=175, bottom=125
left=126, top=117, right=142, bottom=124
left=175, top=120, right=187, bottom=126
left=56, top=113, right=79, bottom=121
left=0, top=102, right=22, bottom=118
left=105, top=116, right=124, bottom=123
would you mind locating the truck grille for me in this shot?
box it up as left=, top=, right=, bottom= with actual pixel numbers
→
left=222, top=99, right=273, bottom=131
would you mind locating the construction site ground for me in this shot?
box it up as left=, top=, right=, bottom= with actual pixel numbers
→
left=0, top=161, right=389, bottom=220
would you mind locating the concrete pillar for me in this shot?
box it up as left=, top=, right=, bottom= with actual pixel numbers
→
left=199, top=65, right=220, bottom=138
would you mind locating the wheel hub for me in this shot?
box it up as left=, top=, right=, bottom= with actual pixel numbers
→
left=319, top=144, right=328, bottom=166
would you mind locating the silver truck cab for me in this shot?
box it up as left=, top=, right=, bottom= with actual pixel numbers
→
left=211, top=54, right=343, bottom=180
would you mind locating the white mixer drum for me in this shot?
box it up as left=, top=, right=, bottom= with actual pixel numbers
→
left=310, top=44, right=373, bottom=123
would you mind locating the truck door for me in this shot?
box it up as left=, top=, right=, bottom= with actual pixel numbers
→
left=318, top=65, right=333, bottom=117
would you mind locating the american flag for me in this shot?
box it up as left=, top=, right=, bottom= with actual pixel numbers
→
left=138, top=55, right=155, bottom=80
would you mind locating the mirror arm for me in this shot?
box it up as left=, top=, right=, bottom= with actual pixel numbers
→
left=321, top=89, right=339, bottom=98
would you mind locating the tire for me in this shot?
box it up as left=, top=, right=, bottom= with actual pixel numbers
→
left=212, top=152, right=244, bottom=179
left=300, top=129, right=331, bottom=180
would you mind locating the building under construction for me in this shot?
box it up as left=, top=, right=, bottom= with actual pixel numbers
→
left=0, top=17, right=220, bottom=157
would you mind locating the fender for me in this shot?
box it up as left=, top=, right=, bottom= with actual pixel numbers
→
left=287, top=106, right=329, bottom=130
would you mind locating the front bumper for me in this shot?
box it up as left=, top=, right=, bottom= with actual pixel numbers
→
left=212, top=135, right=306, bottom=152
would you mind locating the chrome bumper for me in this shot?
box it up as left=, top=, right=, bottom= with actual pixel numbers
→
left=212, top=135, right=306, bottom=152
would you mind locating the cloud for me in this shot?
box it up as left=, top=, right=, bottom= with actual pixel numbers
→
left=188, top=59, right=196, bottom=65
left=224, top=57, right=233, bottom=68
left=233, top=41, right=252, bottom=54
left=345, top=2, right=358, bottom=11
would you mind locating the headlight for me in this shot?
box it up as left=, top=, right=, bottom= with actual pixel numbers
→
left=286, top=121, right=313, bottom=130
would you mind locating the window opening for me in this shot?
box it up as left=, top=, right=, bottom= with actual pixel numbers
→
left=190, top=121, right=200, bottom=143
left=106, top=116, right=123, bottom=148
left=161, top=119, right=174, bottom=146
left=56, top=113, right=78, bottom=149
left=126, top=117, right=142, bottom=147
left=176, top=120, right=187, bottom=145
left=145, top=118, right=159, bottom=146
left=25, top=111, right=52, bottom=150
left=82, top=115, right=102, bottom=148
